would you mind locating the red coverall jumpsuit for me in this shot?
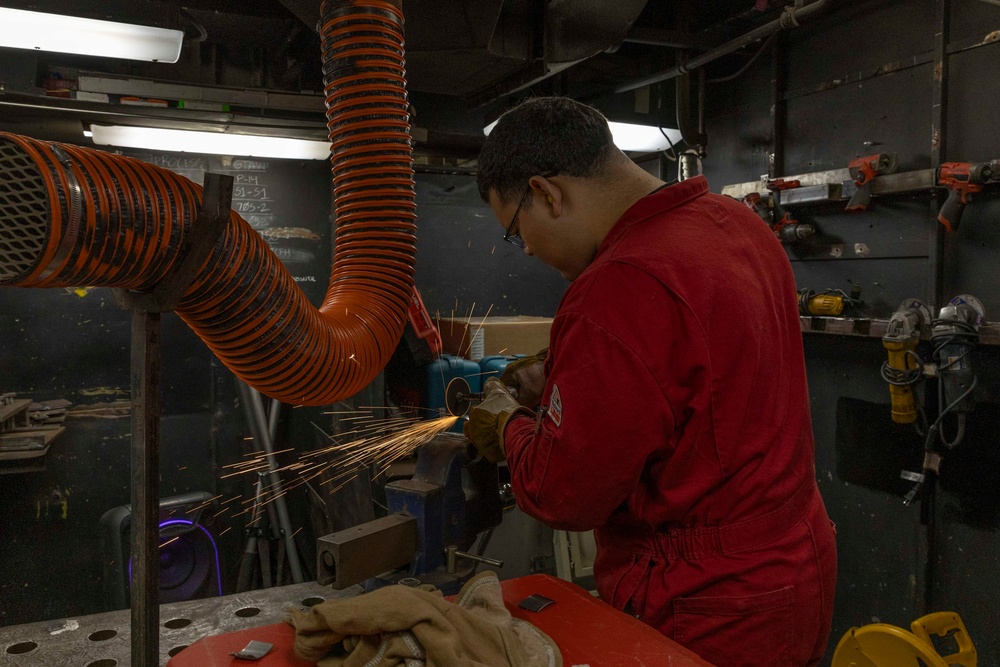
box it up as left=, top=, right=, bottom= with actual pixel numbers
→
left=503, top=176, right=837, bottom=667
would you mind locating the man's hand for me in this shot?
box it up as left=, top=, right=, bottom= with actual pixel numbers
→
left=464, top=378, right=533, bottom=462
left=499, top=348, right=548, bottom=409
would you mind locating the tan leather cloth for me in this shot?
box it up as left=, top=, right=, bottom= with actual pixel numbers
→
left=287, top=572, right=562, bottom=667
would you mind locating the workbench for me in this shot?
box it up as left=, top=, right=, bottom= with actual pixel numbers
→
left=0, top=581, right=359, bottom=666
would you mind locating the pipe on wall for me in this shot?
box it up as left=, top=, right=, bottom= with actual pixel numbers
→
left=0, top=0, right=416, bottom=406
left=613, top=0, right=831, bottom=94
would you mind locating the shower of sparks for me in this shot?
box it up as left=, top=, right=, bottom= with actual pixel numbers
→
left=220, top=410, right=460, bottom=526
left=462, top=302, right=494, bottom=358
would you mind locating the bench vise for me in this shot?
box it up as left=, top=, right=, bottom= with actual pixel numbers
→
left=316, top=433, right=503, bottom=594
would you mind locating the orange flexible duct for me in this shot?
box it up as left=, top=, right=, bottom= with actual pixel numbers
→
left=0, top=0, right=415, bottom=406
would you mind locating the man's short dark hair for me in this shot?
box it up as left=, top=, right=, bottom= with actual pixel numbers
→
left=476, top=97, right=618, bottom=204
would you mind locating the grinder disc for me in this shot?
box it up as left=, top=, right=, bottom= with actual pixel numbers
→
left=445, top=377, right=473, bottom=416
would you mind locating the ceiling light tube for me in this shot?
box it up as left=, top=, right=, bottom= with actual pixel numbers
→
left=0, top=7, right=184, bottom=63
left=484, top=119, right=682, bottom=154
left=90, top=125, right=331, bottom=160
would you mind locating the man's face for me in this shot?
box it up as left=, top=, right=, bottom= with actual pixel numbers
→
left=488, top=187, right=589, bottom=281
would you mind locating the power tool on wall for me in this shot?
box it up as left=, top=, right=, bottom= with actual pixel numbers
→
left=881, top=299, right=932, bottom=424
left=891, top=295, right=985, bottom=506
left=798, top=284, right=864, bottom=317
left=936, top=161, right=997, bottom=232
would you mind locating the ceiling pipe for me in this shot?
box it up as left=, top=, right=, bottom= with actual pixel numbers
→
left=613, top=0, right=830, bottom=94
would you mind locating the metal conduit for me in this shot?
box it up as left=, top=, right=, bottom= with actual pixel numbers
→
left=0, top=0, right=416, bottom=406
left=614, top=0, right=830, bottom=94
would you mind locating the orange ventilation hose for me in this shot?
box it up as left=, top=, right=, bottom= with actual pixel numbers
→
left=0, top=0, right=415, bottom=406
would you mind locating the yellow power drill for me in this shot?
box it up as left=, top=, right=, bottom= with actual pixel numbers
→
left=797, top=285, right=863, bottom=316
left=881, top=299, right=931, bottom=424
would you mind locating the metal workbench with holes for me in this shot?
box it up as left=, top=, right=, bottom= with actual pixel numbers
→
left=0, top=581, right=362, bottom=666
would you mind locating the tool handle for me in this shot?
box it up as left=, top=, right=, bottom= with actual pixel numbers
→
left=937, top=188, right=967, bottom=232
left=883, top=343, right=919, bottom=424
left=845, top=180, right=873, bottom=212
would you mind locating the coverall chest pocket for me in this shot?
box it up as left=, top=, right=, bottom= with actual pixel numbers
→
left=673, top=585, right=795, bottom=667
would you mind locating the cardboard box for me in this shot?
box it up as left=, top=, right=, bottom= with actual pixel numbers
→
left=438, top=315, right=553, bottom=360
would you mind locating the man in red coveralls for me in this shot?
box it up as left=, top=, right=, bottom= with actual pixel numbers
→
left=464, top=97, right=836, bottom=667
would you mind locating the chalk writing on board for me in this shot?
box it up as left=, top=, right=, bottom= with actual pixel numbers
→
left=271, top=247, right=315, bottom=263
left=231, top=159, right=268, bottom=171
left=244, top=215, right=276, bottom=229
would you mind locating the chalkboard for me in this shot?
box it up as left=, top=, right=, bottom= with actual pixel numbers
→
left=120, top=149, right=334, bottom=306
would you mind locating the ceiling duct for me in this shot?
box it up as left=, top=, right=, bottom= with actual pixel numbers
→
left=276, top=0, right=649, bottom=105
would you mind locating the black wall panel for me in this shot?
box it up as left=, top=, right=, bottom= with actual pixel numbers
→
left=786, top=0, right=934, bottom=92
left=785, top=64, right=934, bottom=174
left=700, top=1, right=1000, bottom=663
left=413, top=172, right=567, bottom=318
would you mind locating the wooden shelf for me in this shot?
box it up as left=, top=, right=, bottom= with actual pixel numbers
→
left=0, top=426, right=64, bottom=460
left=800, top=316, right=1000, bottom=346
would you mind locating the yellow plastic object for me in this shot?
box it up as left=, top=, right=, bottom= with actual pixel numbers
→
left=806, top=293, right=845, bottom=316
left=831, top=624, right=949, bottom=667
left=883, top=338, right=920, bottom=424
left=910, top=612, right=977, bottom=667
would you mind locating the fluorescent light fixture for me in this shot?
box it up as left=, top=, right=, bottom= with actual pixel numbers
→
left=0, top=7, right=184, bottom=63
left=90, top=125, right=331, bottom=160
left=484, top=118, right=682, bottom=153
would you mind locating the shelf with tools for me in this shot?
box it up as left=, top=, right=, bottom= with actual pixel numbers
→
left=800, top=316, right=1000, bottom=347
left=723, top=156, right=1000, bottom=241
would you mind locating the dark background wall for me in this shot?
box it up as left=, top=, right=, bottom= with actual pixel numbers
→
left=697, top=0, right=1000, bottom=663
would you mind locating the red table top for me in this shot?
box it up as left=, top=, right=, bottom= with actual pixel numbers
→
left=168, top=574, right=714, bottom=666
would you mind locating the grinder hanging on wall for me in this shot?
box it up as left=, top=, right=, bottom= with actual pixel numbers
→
left=881, top=299, right=932, bottom=424
left=882, top=295, right=985, bottom=505
left=931, top=295, right=985, bottom=437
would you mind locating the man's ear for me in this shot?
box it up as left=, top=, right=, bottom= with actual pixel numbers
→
left=530, top=175, right=562, bottom=216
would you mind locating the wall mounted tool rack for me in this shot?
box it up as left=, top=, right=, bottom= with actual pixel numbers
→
left=724, top=164, right=1000, bottom=344
left=721, top=164, right=970, bottom=204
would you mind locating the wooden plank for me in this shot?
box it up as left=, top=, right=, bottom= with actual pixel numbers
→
left=0, top=398, right=31, bottom=424
left=0, top=426, right=64, bottom=459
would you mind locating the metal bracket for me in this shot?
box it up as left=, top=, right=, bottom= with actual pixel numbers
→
left=113, top=173, right=234, bottom=313
left=530, top=555, right=557, bottom=574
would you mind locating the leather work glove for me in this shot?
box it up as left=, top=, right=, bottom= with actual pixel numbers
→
left=464, top=378, right=534, bottom=463
left=499, top=348, right=548, bottom=409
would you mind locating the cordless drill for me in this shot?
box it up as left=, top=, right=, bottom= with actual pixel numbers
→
left=881, top=299, right=931, bottom=424
left=798, top=285, right=863, bottom=317
left=846, top=153, right=897, bottom=212
left=936, top=162, right=995, bottom=232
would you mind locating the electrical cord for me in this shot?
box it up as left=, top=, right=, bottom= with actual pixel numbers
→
left=658, top=126, right=678, bottom=162
left=903, top=318, right=979, bottom=504
left=706, top=33, right=778, bottom=84
left=930, top=317, right=979, bottom=448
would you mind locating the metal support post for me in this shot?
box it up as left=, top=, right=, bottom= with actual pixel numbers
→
left=129, top=309, right=161, bottom=667
left=114, top=172, right=233, bottom=666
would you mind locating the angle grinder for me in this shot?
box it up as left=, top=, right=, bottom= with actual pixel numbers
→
left=445, top=377, right=482, bottom=417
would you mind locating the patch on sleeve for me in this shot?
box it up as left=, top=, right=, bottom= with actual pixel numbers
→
left=547, top=383, right=563, bottom=427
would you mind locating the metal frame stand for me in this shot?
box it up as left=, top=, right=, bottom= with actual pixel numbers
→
left=113, top=173, right=233, bottom=666
left=236, top=382, right=306, bottom=586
